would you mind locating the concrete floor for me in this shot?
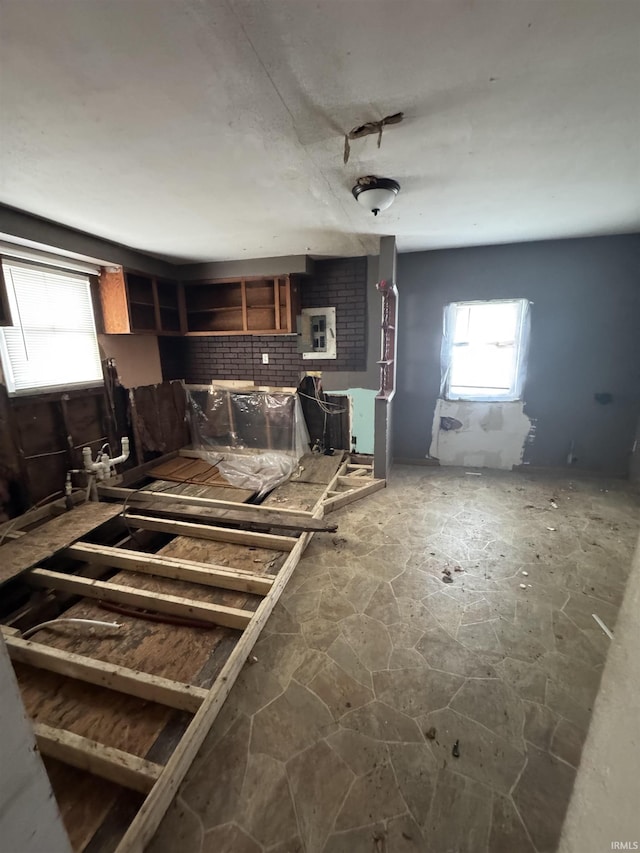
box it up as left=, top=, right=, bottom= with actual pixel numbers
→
left=149, top=466, right=640, bottom=853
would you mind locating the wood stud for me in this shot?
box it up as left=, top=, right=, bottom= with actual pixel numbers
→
left=1, top=450, right=385, bottom=852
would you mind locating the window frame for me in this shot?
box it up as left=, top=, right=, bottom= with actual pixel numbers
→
left=0, top=259, right=104, bottom=397
left=442, top=298, right=530, bottom=403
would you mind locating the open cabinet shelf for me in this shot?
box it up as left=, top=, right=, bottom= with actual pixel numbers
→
left=98, top=271, right=300, bottom=337
left=99, top=269, right=184, bottom=335
left=183, top=276, right=298, bottom=336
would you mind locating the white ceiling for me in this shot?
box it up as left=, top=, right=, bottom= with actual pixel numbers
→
left=1, top=0, right=639, bottom=263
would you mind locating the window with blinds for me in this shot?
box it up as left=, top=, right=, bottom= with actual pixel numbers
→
left=442, top=299, right=530, bottom=401
left=0, top=261, right=103, bottom=394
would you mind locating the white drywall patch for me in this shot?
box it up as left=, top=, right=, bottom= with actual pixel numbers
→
left=429, top=399, right=533, bottom=469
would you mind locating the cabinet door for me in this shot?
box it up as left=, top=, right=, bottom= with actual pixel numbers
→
left=99, top=268, right=131, bottom=333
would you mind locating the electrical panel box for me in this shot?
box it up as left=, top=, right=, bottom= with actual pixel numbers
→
left=297, top=307, right=337, bottom=359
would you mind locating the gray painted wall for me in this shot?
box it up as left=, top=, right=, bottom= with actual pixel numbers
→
left=630, top=415, right=640, bottom=484
left=0, top=206, right=313, bottom=281
left=395, top=235, right=640, bottom=475
left=0, top=205, right=175, bottom=278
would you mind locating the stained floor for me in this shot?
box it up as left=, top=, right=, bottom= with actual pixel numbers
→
left=149, top=466, right=640, bottom=853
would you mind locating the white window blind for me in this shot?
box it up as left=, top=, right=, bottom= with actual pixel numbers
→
left=0, top=261, right=103, bottom=394
left=442, top=299, right=529, bottom=401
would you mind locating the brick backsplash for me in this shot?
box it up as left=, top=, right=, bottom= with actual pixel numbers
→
left=159, top=257, right=367, bottom=385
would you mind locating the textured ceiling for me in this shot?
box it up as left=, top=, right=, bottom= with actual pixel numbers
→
left=0, top=0, right=639, bottom=262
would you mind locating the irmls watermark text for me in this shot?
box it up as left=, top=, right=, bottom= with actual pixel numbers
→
left=611, top=843, right=639, bottom=850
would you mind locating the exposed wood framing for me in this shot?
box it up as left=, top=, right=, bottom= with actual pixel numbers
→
left=98, top=484, right=335, bottom=530
left=323, top=477, right=386, bottom=513
left=115, top=454, right=349, bottom=853
left=1, top=448, right=385, bottom=853
left=105, top=450, right=179, bottom=488
left=0, top=489, right=85, bottom=539
left=123, top=513, right=297, bottom=551
left=35, top=724, right=162, bottom=795
left=0, top=501, right=126, bottom=584
left=65, top=542, right=275, bottom=595
left=4, top=634, right=207, bottom=713
left=100, top=480, right=315, bottom=517
left=26, top=569, right=253, bottom=630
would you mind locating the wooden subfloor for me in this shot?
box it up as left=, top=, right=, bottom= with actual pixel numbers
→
left=1, top=452, right=347, bottom=852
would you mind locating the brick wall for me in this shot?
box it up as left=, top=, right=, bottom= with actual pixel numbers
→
left=159, top=257, right=367, bottom=386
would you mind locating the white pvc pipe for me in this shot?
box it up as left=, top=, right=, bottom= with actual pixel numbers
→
left=22, top=618, right=122, bottom=640
left=82, top=437, right=130, bottom=483
left=108, top=437, right=130, bottom=469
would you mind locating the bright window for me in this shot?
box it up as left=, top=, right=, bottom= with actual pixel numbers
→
left=442, top=299, right=529, bottom=401
left=0, top=261, right=103, bottom=395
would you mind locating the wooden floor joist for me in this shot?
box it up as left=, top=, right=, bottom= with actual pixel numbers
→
left=98, top=485, right=335, bottom=530
left=35, top=723, right=162, bottom=794
left=323, top=478, right=386, bottom=513
left=337, top=475, right=379, bottom=487
left=114, top=455, right=349, bottom=853
left=98, top=484, right=317, bottom=520
left=26, top=569, right=253, bottom=630
left=4, top=634, right=207, bottom=713
left=3, top=449, right=387, bottom=853
left=64, top=542, right=275, bottom=596
left=0, top=501, right=128, bottom=585
left=123, top=513, right=297, bottom=551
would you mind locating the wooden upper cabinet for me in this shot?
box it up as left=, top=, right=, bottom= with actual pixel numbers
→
left=98, top=268, right=184, bottom=335
left=99, top=270, right=300, bottom=337
left=183, top=276, right=299, bottom=336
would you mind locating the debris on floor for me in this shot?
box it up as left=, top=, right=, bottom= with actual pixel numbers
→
left=452, top=740, right=461, bottom=758
left=144, top=466, right=639, bottom=853
left=592, top=613, right=614, bottom=639
left=373, top=828, right=387, bottom=852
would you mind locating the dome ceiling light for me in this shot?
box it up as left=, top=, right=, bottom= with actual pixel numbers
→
left=351, top=175, right=401, bottom=216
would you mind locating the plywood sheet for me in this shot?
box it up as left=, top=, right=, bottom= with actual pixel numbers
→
left=262, top=481, right=324, bottom=512
left=8, top=451, right=337, bottom=850
left=145, top=478, right=254, bottom=504
left=0, top=503, right=124, bottom=584
left=290, top=451, right=345, bottom=485
left=14, top=540, right=286, bottom=849
left=148, top=457, right=232, bottom=486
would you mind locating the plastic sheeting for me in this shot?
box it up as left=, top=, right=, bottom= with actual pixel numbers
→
left=185, top=385, right=309, bottom=497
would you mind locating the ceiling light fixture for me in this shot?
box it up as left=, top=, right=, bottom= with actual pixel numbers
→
left=352, top=175, right=400, bottom=216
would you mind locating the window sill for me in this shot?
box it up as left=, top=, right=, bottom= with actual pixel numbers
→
left=444, top=396, right=523, bottom=404
left=8, top=383, right=105, bottom=403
